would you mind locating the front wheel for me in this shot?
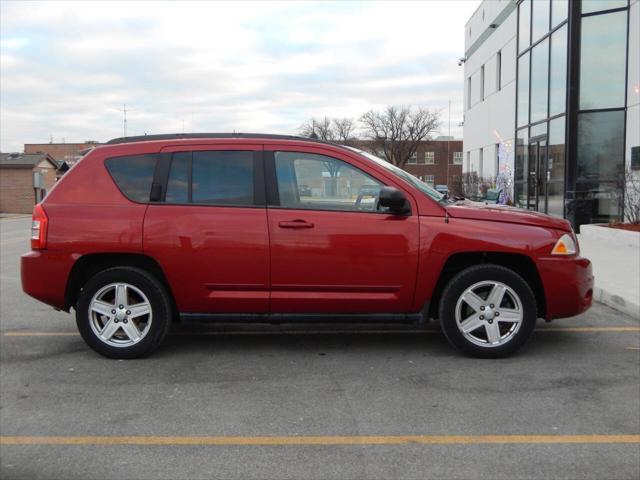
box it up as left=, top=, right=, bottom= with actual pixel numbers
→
left=438, top=264, right=537, bottom=358
left=76, top=267, right=172, bottom=359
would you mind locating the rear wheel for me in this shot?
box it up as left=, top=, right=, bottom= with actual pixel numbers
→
left=76, top=267, right=172, bottom=359
left=438, top=264, right=537, bottom=358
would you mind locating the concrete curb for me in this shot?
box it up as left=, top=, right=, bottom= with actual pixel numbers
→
left=580, top=224, right=639, bottom=249
left=593, top=286, right=640, bottom=319
left=579, top=225, right=640, bottom=319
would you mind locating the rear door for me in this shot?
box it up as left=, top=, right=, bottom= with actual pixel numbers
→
left=143, top=144, right=269, bottom=314
left=265, top=145, right=420, bottom=314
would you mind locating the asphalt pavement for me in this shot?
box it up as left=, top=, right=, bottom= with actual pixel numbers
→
left=1, top=217, right=639, bottom=480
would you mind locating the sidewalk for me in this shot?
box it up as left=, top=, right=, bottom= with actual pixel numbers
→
left=578, top=225, right=640, bottom=319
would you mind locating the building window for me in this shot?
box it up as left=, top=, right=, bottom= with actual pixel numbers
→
left=517, top=52, right=530, bottom=127
left=466, top=151, right=471, bottom=172
left=548, top=116, right=566, bottom=218
left=425, top=152, right=435, bottom=164
left=579, top=10, right=627, bottom=110
left=515, top=129, right=529, bottom=207
left=494, top=144, right=500, bottom=178
left=551, top=0, right=568, bottom=28
left=480, top=65, right=485, bottom=101
left=423, top=175, right=435, bottom=185
left=531, top=0, right=550, bottom=43
left=453, top=152, right=463, bottom=165
left=530, top=37, right=549, bottom=123
left=479, top=148, right=484, bottom=178
left=631, top=146, right=640, bottom=170
left=408, top=152, right=418, bottom=164
left=467, top=76, right=472, bottom=109
left=496, top=51, right=502, bottom=91
left=574, top=110, right=625, bottom=224
left=518, top=0, right=531, bottom=53
left=582, top=0, right=628, bottom=14
left=549, top=24, right=568, bottom=116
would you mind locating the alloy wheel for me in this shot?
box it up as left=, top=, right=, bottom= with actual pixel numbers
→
left=88, top=283, right=153, bottom=347
left=454, top=280, right=524, bottom=348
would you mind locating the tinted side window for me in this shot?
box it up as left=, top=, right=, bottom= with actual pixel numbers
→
left=192, top=151, right=254, bottom=205
left=166, top=152, right=190, bottom=203
left=105, top=154, right=157, bottom=202
left=274, top=152, right=383, bottom=212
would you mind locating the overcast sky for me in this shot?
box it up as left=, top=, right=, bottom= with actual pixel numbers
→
left=0, top=0, right=479, bottom=152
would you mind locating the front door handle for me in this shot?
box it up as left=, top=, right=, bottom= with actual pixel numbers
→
left=278, top=219, right=314, bottom=229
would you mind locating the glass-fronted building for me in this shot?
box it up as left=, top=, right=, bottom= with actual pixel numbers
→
left=463, top=0, right=639, bottom=229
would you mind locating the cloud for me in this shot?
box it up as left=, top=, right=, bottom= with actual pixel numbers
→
left=0, top=0, right=478, bottom=151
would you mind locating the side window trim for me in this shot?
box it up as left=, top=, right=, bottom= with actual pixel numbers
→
left=264, top=151, right=280, bottom=206
left=156, top=149, right=265, bottom=207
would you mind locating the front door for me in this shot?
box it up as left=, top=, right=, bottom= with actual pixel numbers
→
left=528, top=138, right=548, bottom=213
left=265, top=147, right=420, bottom=314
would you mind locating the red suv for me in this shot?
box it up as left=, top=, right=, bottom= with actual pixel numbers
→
left=21, top=134, right=593, bottom=359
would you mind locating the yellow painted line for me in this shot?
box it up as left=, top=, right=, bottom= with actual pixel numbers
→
left=536, top=327, right=640, bottom=333
left=1, top=435, right=639, bottom=446
left=4, top=326, right=640, bottom=337
left=626, top=347, right=640, bottom=351
left=4, top=332, right=78, bottom=337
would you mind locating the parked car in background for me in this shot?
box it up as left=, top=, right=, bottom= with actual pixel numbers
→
left=22, top=134, right=593, bottom=359
left=435, top=184, right=449, bottom=196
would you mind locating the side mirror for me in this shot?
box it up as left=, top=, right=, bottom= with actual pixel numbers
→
left=378, top=186, right=410, bottom=215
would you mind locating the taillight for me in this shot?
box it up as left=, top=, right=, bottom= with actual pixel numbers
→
left=31, top=204, right=48, bottom=250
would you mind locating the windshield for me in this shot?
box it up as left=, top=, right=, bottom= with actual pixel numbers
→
left=346, top=147, right=446, bottom=202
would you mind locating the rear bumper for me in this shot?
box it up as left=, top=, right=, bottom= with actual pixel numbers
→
left=537, top=255, right=594, bottom=320
left=21, top=250, right=75, bottom=311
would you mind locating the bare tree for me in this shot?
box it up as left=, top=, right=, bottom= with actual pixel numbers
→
left=359, top=106, right=440, bottom=168
left=299, top=116, right=357, bottom=145
left=299, top=116, right=357, bottom=196
left=617, top=167, right=640, bottom=224
left=299, top=117, right=335, bottom=141
left=332, top=117, right=356, bottom=144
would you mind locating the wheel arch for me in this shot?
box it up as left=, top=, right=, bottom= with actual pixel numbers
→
left=429, top=252, right=546, bottom=320
left=64, top=253, right=177, bottom=316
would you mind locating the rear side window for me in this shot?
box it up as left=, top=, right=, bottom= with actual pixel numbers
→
left=105, top=154, right=157, bottom=202
left=165, top=151, right=255, bottom=206
left=165, top=152, right=190, bottom=203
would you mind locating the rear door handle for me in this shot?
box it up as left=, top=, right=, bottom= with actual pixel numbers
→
left=278, top=219, right=314, bottom=229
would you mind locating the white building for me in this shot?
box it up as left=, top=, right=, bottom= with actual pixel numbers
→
left=463, top=0, right=639, bottom=229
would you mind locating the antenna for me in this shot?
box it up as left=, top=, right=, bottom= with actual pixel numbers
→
left=118, top=104, right=134, bottom=137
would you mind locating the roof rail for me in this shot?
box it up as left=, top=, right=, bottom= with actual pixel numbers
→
left=105, top=132, right=336, bottom=146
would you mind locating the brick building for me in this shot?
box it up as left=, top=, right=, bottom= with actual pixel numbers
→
left=24, top=141, right=101, bottom=166
left=402, top=137, right=463, bottom=188
left=357, top=137, right=463, bottom=189
left=0, top=153, right=59, bottom=214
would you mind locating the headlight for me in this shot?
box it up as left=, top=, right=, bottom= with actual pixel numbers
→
left=551, top=233, right=577, bottom=256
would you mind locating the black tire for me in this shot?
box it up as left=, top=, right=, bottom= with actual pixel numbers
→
left=76, top=267, right=172, bottom=359
left=438, top=264, right=537, bottom=358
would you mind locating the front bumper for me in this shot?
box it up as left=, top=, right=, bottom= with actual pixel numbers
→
left=537, top=255, right=594, bottom=320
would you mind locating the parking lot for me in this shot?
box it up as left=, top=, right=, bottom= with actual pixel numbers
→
left=1, top=216, right=639, bottom=480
